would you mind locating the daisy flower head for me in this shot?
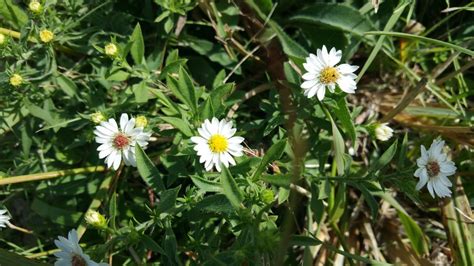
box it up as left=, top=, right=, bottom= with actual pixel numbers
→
left=301, top=45, right=359, bottom=100
left=414, top=139, right=456, bottom=198
left=94, top=113, right=152, bottom=170
left=54, top=229, right=108, bottom=266
left=191, top=118, right=244, bottom=172
left=0, top=208, right=11, bottom=229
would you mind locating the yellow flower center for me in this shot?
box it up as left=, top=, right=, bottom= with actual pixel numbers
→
left=39, top=29, right=54, bottom=43
left=319, top=67, right=339, bottom=84
left=9, top=74, right=23, bottom=87
left=208, top=134, right=228, bottom=153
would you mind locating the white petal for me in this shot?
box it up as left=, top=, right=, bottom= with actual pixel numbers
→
left=328, top=47, right=342, bottom=66
left=228, top=136, right=244, bottom=144
left=336, top=77, right=356, bottom=93
left=301, top=80, right=317, bottom=89
left=415, top=168, right=428, bottom=190
left=337, top=63, right=359, bottom=74
left=197, top=127, right=211, bottom=139
left=302, top=72, right=316, bottom=80
left=440, top=161, right=456, bottom=175
left=112, top=152, right=122, bottom=170
left=120, top=113, right=129, bottom=131
left=191, top=136, right=207, bottom=145
left=427, top=181, right=435, bottom=198
left=317, top=85, right=326, bottom=100
left=124, top=118, right=136, bottom=134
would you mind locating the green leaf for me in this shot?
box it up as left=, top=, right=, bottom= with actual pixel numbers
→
left=135, top=145, right=165, bottom=192
left=190, top=176, right=221, bottom=192
left=289, top=3, right=375, bottom=40
left=195, top=194, right=234, bottom=214
left=261, top=174, right=291, bottom=188
left=166, top=67, right=198, bottom=114
left=220, top=166, right=243, bottom=209
left=31, top=198, right=82, bottom=226
left=56, top=74, right=78, bottom=98
left=133, top=81, right=150, bottom=103
left=291, top=235, right=323, bottom=246
left=210, top=83, right=234, bottom=116
left=330, top=117, right=345, bottom=175
left=369, top=139, right=398, bottom=173
left=365, top=31, right=474, bottom=57
left=252, top=139, right=287, bottom=180
left=0, top=0, right=28, bottom=28
left=375, top=191, right=429, bottom=256
left=156, top=186, right=180, bottom=214
left=160, top=116, right=193, bottom=137
left=357, top=1, right=410, bottom=81
left=0, top=249, right=49, bottom=266
left=333, top=97, right=356, bottom=141
left=141, top=235, right=166, bottom=254
left=269, top=21, right=308, bottom=59
left=130, top=23, right=145, bottom=65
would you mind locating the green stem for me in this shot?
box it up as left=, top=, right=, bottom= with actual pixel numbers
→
left=0, top=166, right=106, bottom=186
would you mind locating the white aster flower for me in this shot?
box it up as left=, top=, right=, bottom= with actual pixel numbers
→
left=0, top=208, right=11, bottom=229
left=94, top=113, right=152, bottom=170
left=54, top=229, right=108, bottom=266
left=375, top=123, right=393, bottom=141
left=414, top=139, right=456, bottom=198
left=191, top=118, right=244, bottom=172
left=301, top=45, right=359, bottom=100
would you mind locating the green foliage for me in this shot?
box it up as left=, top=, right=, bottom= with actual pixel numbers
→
left=0, top=0, right=472, bottom=265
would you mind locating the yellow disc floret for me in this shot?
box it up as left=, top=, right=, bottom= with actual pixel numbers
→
left=9, top=74, right=23, bottom=87
left=319, top=67, right=339, bottom=84
left=39, top=29, right=54, bottom=43
left=208, top=134, right=228, bottom=153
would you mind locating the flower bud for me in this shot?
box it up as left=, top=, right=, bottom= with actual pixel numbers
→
left=9, top=74, right=23, bottom=87
left=374, top=123, right=393, bottom=141
left=84, top=210, right=106, bottom=228
left=29, top=1, right=42, bottom=14
left=104, top=43, right=118, bottom=57
left=261, top=189, right=275, bottom=204
left=39, top=29, right=54, bottom=43
left=0, top=33, right=5, bottom=45
left=135, top=115, right=148, bottom=128
left=91, top=112, right=106, bottom=124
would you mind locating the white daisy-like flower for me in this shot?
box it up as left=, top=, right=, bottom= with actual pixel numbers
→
left=375, top=123, right=394, bottom=141
left=301, top=45, right=359, bottom=100
left=191, top=118, right=244, bottom=172
left=54, top=229, right=108, bottom=266
left=414, top=139, right=456, bottom=198
left=0, top=208, right=11, bottom=229
left=94, top=113, right=152, bottom=170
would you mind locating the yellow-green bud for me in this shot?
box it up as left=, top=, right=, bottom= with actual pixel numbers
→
left=29, top=1, right=42, bottom=14
left=39, top=29, right=54, bottom=43
left=84, top=210, right=106, bottom=228
left=9, top=74, right=23, bottom=87
left=261, top=189, right=275, bottom=204
left=0, top=33, right=5, bottom=45
left=135, top=115, right=148, bottom=128
left=104, top=43, right=118, bottom=57
left=91, top=112, right=106, bottom=124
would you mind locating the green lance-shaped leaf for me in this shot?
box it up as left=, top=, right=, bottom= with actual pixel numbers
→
left=289, top=3, right=375, bottom=40
left=252, top=139, right=287, bottom=180
left=130, top=23, right=145, bottom=65
left=166, top=67, right=198, bottom=114
left=160, top=116, right=193, bottom=137
left=333, top=97, right=356, bottom=141
left=135, top=145, right=165, bottom=192
left=330, top=117, right=345, bottom=176
left=220, top=166, right=244, bottom=209
left=0, top=248, right=49, bottom=266
left=369, top=139, right=398, bottom=173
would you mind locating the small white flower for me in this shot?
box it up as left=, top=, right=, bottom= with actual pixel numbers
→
left=414, top=139, right=456, bottom=198
left=191, top=118, right=244, bottom=172
left=301, top=45, right=359, bottom=100
left=94, top=113, right=152, bottom=170
left=54, top=229, right=108, bottom=266
left=0, top=208, right=11, bottom=229
left=375, top=123, right=393, bottom=141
